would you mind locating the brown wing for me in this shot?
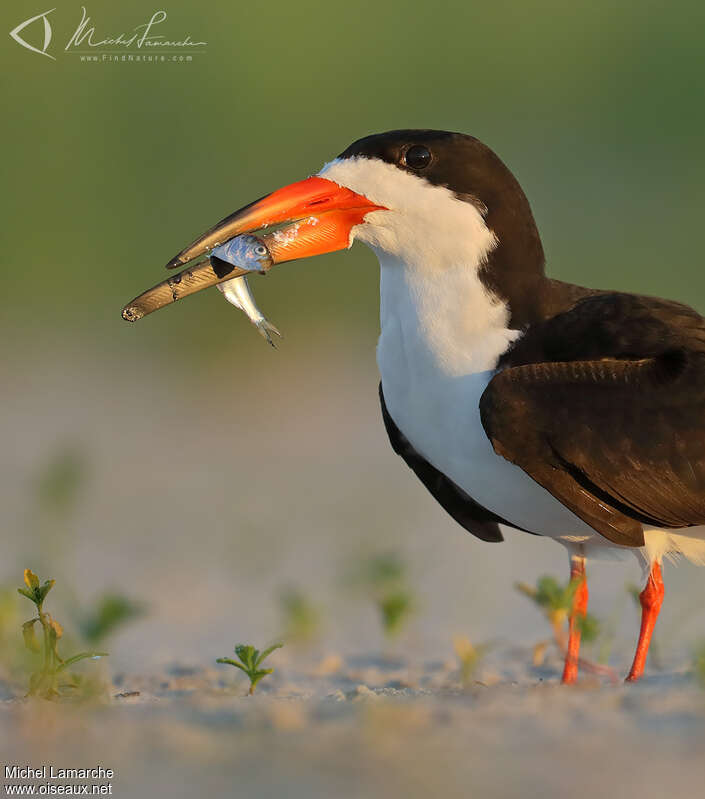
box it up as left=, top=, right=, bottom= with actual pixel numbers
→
left=480, top=293, right=705, bottom=547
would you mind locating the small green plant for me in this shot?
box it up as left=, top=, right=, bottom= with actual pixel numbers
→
left=453, top=635, right=490, bottom=687
left=516, top=575, right=614, bottom=678
left=279, top=587, right=321, bottom=646
left=379, top=589, right=414, bottom=638
left=78, top=593, right=145, bottom=645
left=18, top=569, right=107, bottom=699
left=0, top=586, right=22, bottom=645
left=0, top=586, right=33, bottom=679
left=357, top=553, right=415, bottom=640
left=577, top=612, right=600, bottom=643
left=217, top=643, right=282, bottom=695
left=516, top=576, right=585, bottom=641
left=516, top=575, right=600, bottom=642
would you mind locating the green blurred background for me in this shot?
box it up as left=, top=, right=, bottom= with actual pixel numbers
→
left=2, top=0, right=705, bottom=672
left=4, top=0, right=705, bottom=345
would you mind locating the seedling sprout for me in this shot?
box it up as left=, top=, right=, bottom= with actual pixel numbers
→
left=79, top=593, right=145, bottom=645
left=279, top=587, right=321, bottom=646
left=516, top=575, right=614, bottom=680
left=453, top=635, right=490, bottom=687
left=18, top=569, right=107, bottom=699
left=217, top=643, right=283, bottom=695
left=356, top=553, right=415, bottom=640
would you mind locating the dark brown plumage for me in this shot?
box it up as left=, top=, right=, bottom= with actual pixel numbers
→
left=480, top=292, right=705, bottom=546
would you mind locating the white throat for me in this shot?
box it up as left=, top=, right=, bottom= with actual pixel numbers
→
left=376, top=254, right=518, bottom=379
left=318, top=156, right=520, bottom=379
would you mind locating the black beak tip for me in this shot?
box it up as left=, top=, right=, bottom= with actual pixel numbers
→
left=165, top=254, right=186, bottom=270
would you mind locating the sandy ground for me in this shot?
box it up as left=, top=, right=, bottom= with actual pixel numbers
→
left=2, top=342, right=705, bottom=796
left=2, top=648, right=705, bottom=798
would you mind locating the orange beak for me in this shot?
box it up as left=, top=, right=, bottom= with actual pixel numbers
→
left=166, top=176, right=385, bottom=269
left=121, top=176, right=385, bottom=321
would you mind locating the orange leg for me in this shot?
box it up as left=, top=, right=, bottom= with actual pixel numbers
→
left=625, top=562, right=664, bottom=682
left=561, top=555, right=588, bottom=685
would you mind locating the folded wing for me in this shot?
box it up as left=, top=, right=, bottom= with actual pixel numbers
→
left=480, top=293, right=705, bottom=547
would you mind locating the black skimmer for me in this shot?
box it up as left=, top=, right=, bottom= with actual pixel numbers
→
left=123, top=130, right=705, bottom=683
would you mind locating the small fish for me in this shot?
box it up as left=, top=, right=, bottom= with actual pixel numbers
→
left=217, top=275, right=281, bottom=347
left=121, top=234, right=276, bottom=324
left=211, top=235, right=272, bottom=275
left=211, top=236, right=281, bottom=346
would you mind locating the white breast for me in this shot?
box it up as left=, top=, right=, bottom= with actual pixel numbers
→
left=376, top=252, right=600, bottom=542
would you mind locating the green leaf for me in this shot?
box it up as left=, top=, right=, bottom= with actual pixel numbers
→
left=380, top=589, right=413, bottom=637
left=577, top=613, right=600, bottom=643
left=19, top=572, right=55, bottom=606
left=24, top=569, right=40, bottom=591
left=535, top=576, right=565, bottom=610
left=27, top=671, right=42, bottom=696
left=37, top=580, right=55, bottom=604
left=55, top=652, right=108, bottom=673
left=364, top=553, right=405, bottom=587
left=49, top=616, right=63, bottom=639
left=279, top=588, right=320, bottom=644
left=526, top=575, right=582, bottom=613
left=256, top=643, right=283, bottom=667
left=79, top=594, right=145, bottom=644
left=249, top=668, right=273, bottom=693
left=216, top=657, right=249, bottom=674
left=22, top=619, right=41, bottom=652
left=234, top=644, right=257, bottom=671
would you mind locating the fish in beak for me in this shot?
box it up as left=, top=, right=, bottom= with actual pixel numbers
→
left=121, top=176, right=385, bottom=323
left=218, top=275, right=281, bottom=347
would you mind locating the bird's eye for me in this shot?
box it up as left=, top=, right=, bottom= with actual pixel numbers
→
left=403, top=145, right=431, bottom=170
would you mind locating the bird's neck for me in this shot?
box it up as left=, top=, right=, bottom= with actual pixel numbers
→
left=376, top=252, right=522, bottom=381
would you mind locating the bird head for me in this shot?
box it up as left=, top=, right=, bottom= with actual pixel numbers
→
left=122, top=130, right=544, bottom=323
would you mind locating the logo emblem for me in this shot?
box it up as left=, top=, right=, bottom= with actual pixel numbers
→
left=9, top=8, right=56, bottom=60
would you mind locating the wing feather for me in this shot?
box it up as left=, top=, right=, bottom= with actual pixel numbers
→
left=480, top=293, right=705, bottom=547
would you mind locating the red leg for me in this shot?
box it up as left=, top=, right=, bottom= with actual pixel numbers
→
left=561, top=555, right=588, bottom=685
left=625, top=561, right=664, bottom=682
